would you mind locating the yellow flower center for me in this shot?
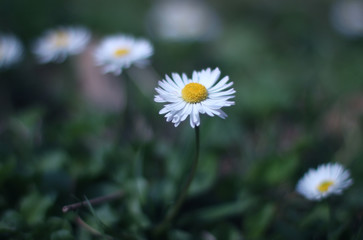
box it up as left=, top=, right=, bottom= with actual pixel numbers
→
left=114, top=48, right=130, bottom=57
left=53, top=31, right=69, bottom=47
left=317, top=181, right=334, bottom=193
left=181, top=83, right=208, bottom=103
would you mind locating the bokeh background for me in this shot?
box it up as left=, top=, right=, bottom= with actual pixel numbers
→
left=1, top=0, right=363, bottom=239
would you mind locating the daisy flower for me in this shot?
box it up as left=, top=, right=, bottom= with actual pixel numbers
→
left=330, top=0, right=363, bottom=37
left=94, top=34, right=153, bottom=75
left=0, top=33, right=23, bottom=69
left=32, top=26, right=90, bottom=63
left=296, top=163, right=353, bottom=201
left=147, top=0, right=221, bottom=42
left=154, top=67, right=235, bottom=128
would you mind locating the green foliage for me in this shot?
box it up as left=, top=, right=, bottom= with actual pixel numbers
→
left=1, top=0, right=363, bottom=239
left=19, top=191, right=55, bottom=225
left=244, top=203, right=276, bottom=238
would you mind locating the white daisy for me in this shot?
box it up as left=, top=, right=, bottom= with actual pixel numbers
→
left=147, top=0, right=221, bottom=42
left=330, top=0, right=363, bottom=37
left=154, top=67, right=235, bottom=128
left=94, top=34, right=153, bottom=75
left=0, top=33, right=23, bottom=69
left=296, top=163, right=353, bottom=201
left=32, top=26, right=90, bottom=63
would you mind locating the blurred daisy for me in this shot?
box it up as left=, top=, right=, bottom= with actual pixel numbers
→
left=330, top=0, right=363, bottom=37
left=94, top=34, right=153, bottom=75
left=0, top=34, right=23, bottom=69
left=296, top=163, right=352, bottom=201
left=154, top=67, right=235, bottom=128
left=32, top=26, right=90, bottom=63
left=147, top=0, right=221, bottom=42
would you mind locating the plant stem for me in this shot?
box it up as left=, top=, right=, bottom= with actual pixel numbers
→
left=153, top=126, right=200, bottom=236
left=76, top=216, right=105, bottom=237
left=62, top=191, right=124, bottom=213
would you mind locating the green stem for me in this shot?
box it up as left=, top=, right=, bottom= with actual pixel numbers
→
left=153, top=126, right=200, bottom=236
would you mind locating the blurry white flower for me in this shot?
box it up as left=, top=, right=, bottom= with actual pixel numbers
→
left=331, top=0, right=363, bottom=37
left=0, top=34, right=23, bottom=69
left=32, top=26, right=90, bottom=63
left=147, top=0, right=221, bottom=42
left=154, top=68, right=235, bottom=128
left=296, top=163, right=353, bottom=201
left=94, top=34, right=153, bottom=76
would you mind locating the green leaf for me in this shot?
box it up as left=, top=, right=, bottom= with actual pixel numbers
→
left=246, top=154, right=299, bottom=186
left=38, top=151, right=68, bottom=172
left=244, top=203, right=275, bottom=238
left=9, top=108, right=44, bottom=141
left=94, top=204, right=118, bottom=227
left=19, top=191, right=55, bottom=225
left=168, top=229, right=193, bottom=240
left=46, top=217, right=73, bottom=233
left=179, top=197, right=254, bottom=225
left=189, top=154, right=218, bottom=196
left=0, top=210, right=23, bottom=233
left=50, top=230, right=74, bottom=240
left=0, top=158, right=16, bottom=187
left=300, top=203, right=330, bottom=229
left=211, top=223, right=243, bottom=240
left=125, top=196, right=151, bottom=230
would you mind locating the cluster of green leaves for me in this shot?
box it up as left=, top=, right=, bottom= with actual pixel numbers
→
left=2, top=0, right=363, bottom=239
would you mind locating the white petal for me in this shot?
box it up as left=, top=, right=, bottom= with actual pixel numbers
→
left=154, top=67, right=235, bottom=127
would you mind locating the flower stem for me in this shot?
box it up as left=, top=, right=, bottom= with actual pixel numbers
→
left=153, top=126, right=200, bottom=236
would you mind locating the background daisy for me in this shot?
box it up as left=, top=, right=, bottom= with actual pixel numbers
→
left=94, top=34, right=153, bottom=75
left=32, top=26, right=90, bottom=63
left=0, top=33, right=23, bottom=69
left=330, top=0, right=363, bottom=37
left=296, top=163, right=353, bottom=201
left=146, top=0, right=221, bottom=42
left=154, top=67, right=235, bottom=128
